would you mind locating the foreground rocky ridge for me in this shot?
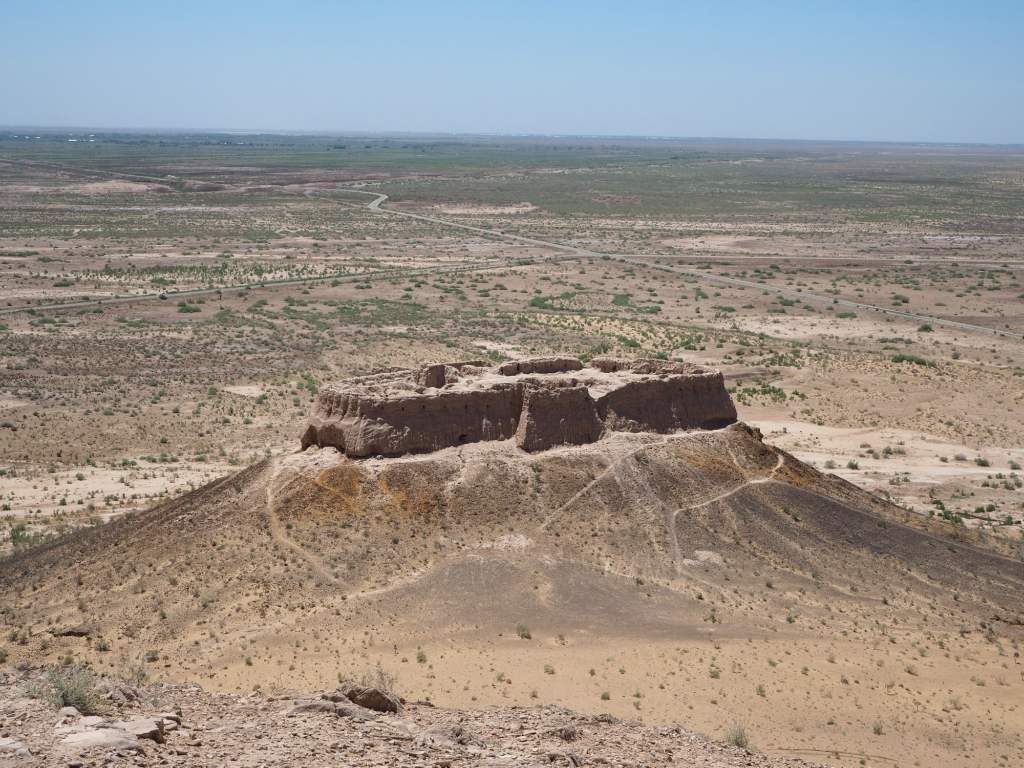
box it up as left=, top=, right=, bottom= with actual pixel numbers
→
left=301, top=357, right=737, bottom=457
left=0, top=669, right=818, bottom=767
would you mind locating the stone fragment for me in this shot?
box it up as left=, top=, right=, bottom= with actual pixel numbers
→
left=60, top=728, right=142, bottom=753
left=0, top=736, right=31, bottom=757
left=50, top=625, right=91, bottom=637
left=112, top=717, right=165, bottom=742
left=333, top=683, right=402, bottom=713
left=334, top=702, right=377, bottom=721
left=287, top=699, right=337, bottom=716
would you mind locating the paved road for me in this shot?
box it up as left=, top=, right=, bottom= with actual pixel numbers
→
left=2, top=157, right=1020, bottom=341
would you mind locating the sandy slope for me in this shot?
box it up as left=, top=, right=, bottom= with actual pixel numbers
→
left=2, top=424, right=1022, bottom=767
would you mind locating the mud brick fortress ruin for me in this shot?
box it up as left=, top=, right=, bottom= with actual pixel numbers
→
left=301, top=357, right=737, bottom=457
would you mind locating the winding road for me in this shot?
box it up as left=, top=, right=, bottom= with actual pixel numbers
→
left=2, top=156, right=1020, bottom=341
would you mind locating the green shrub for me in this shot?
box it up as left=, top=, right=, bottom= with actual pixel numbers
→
left=891, top=354, right=934, bottom=367
left=725, top=723, right=750, bottom=749
left=32, top=666, right=105, bottom=715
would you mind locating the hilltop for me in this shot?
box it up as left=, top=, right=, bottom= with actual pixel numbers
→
left=2, top=361, right=1022, bottom=766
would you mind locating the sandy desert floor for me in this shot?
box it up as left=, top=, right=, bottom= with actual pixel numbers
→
left=2, top=134, right=1023, bottom=767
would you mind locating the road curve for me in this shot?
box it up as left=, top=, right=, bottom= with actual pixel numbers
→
left=2, top=156, right=1019, bottom=341
left=337, top=187, right=1023, bottom=342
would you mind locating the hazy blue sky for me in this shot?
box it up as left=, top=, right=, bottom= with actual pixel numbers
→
left=2, top=1, right=1021, bottom=143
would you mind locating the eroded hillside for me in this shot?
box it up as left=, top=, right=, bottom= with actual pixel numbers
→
left=3, top=418, right=1022, bottom=767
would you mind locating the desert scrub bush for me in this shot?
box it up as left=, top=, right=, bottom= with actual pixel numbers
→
left=10, top=523, right=48, bottom=549
left=31, top=665, right=105, bottom=714
left=725, top=723, right=750, bottom=749
left=891, top=353, right=934, bottom=367
left=515, top=623, right=532, bottom=640
left=115, top=654, right=148, bottom=686
left=355, top=664, right=397, bottom=692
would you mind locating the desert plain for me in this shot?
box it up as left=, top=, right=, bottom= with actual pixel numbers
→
left=1, top=133, right=1023, bottom=768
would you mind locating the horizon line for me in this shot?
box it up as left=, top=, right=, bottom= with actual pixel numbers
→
left=2, top=125, right=1023, bottom=149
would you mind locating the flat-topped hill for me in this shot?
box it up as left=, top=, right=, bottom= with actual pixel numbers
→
left=301, top=356, right=737, bottom=457
left=3, top=417, right=1022, bottom=765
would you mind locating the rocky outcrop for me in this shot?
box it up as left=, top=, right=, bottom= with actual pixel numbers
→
left=302, top=356, right=737, bottom=457
left=2, top=669, right=822, bottom=768
left=329, top=682, right=402, bottom=713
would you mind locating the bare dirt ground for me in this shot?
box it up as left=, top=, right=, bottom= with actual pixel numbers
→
left=1, top=135, right=1023, bottom=767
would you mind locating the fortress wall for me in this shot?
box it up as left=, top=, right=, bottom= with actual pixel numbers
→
left=497, top=357, right=584, bottom=376
left=515, top=385, right=604, bottom=452
left=303, top=358, right=738, bottom=457
left=596, top=371, right=737, bottom=433
left=589, top=357, right=701, bottom=375
left=303, top=384, right=524, bottom=457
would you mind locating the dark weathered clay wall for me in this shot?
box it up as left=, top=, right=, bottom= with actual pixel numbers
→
left=302, top=358, right=737, bottom=457
left=303, top=384, right=523, bottom=457
left=515, top=385, right=604, bottom=452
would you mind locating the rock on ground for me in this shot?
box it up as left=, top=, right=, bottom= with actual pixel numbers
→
left=0, top=668, right=821, bottom=767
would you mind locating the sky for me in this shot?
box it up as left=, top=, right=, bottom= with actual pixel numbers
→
left=2, top=1, right=1022, bottom=143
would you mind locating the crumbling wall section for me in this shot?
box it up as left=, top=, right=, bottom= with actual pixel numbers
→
left=596, top=371, right=736, bottom=433
left=515, top=385, right=604, bottom=452
left=498, top=357, right=583, bottom=376
left=303, top=384, right=523, bottom=457
left=302, top=357, right=737, bottom=457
